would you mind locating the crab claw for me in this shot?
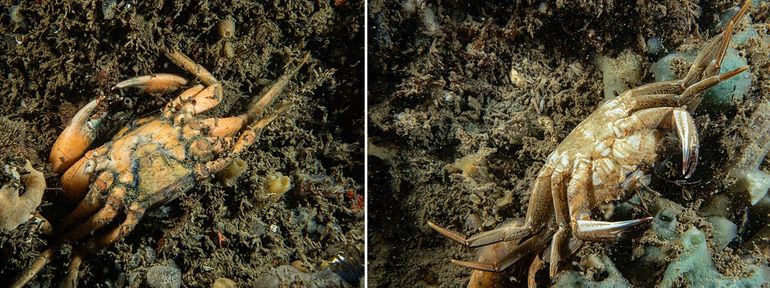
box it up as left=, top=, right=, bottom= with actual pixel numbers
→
left=672, top=109, right=699, bottom=179
left=112, top=73, right=188, bottom=93
left=573, top=217, right=653, bottom=241
left=50, top=99, right=105, bottom=174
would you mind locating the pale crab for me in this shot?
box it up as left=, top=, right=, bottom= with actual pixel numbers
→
left=428, top=0, right=752, bottom=285
left=12, top=49, right=308, bottom=287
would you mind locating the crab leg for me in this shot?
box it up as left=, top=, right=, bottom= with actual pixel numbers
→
left=570, top=169, right=654, bottom=240
left=622, top=80, right=682, bottom=98
left=195, top=107, right=287, bottom=179
left=245, top=53, right=310, bottom=121
left=10, top=248, right=55, bottom=288
left=164, top=49, right=219, bottom=86
left=61, top=252, right=83, bottom=288
left=678, top=66, right=748, bottom=109
left=195, top=116, right=248, bottom=137
left=94, top=204, right=145, bottom=248
left=681, top=0, right=749, bottom=88
left=528, top=254, right=544, bottom=288
left=429, top=165, right=555, bottom=247
left=549, top=157, right=589, bottom=277
left=189, top=52, right=310, bottom=139
left=60, top=187, right=105, bottom=230
left=60, top=171, right=116, bottom=230
left=451, top=227, right=552, bottom=272
left=232, top=106, right=286, bottom=153
left=63, top=187, right=125, bottom=241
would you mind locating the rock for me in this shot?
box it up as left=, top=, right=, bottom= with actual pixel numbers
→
left=255, top=265, right=351, bottom=288
left=659, top=227, right=768, bottom=288
left=211, top=277, right=237, bottom=288
left=146, top=262, right=182, bottom=288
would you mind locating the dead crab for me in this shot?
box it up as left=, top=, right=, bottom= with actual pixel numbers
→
left=12, top=49, right=308, bottom=287
left=429, top=0, right=752, bottom=285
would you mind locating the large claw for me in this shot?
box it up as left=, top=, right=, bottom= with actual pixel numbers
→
left=573, top=217, right=653, bottom=241
left=672, top=109, right=699, bottom=178
left=671, top=66, right=747, bottom=179
left=112, top=73, right=188, bottom=93
left=50, top=99, right=105, bottom=174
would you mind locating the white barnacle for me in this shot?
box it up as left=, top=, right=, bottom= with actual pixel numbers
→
left=595, top=141, right=611, bottom=157
left=612, top=147, right=627, bottom=159
left=605, top=107, right=626, bottom=118
left=592, top=171, right=603, bottom=186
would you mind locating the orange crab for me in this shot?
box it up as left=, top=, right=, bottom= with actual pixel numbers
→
left=429, top=0, right=752, bottom=285
left=12, top=49, right=308, bottom=287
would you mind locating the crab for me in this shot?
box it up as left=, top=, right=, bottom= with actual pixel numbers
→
left=12, top=49, right=308, bottom=288
left=428, top=0, right=752, bottom=285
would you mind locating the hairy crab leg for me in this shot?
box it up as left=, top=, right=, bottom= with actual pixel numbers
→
left=62, top=188, right=124, bottom=241
left=681, top=0, right=749, bottom=88
left=451, top=229, right=552, bottom=272
left=60, top=252, right=83, bottom=288
left=164, top=49, right=218, bottom=86
left=549, top=157, right=590, bottom=277
left=245, top=53, right=310, bottom=121
left=112, top=73, right=188, bottom=93
left=194, top=105, right=287, bottom=179
left=232, top=105, right=286, bottom=153
left=189, top=53, right=311, bottom=139
left=59, top=174, right=114, bottom=230
left=626, top=66, right=746, bottom=114
left=94, top=204, right=145, bottom=248
left=678, top=66, right=748, bottom=108
left=622, top=80, right=682, bottom=98
left=428, top=164, right=555, bottom=247
left=466, top=218, right=526, bottom=288
left=10, top=248, right=55, bottom=288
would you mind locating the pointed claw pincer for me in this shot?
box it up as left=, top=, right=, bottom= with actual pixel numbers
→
left=49, top=99, right=106, bottom=174
left=112, top=73, right=187, bottom=93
